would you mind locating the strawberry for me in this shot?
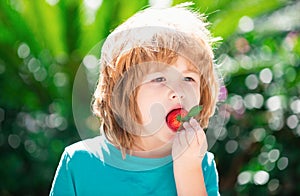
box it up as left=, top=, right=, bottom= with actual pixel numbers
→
left=166, top=108, right=188, bottom=132
left=166, top=105, right=203, bottom=132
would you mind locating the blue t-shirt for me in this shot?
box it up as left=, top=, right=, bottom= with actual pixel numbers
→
left=50, top=136, right=219, bottom=195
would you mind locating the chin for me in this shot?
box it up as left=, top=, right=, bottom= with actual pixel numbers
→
left=159, top=127, right=177, bottom=142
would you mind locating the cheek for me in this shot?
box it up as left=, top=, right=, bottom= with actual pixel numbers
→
left=196, top=87, right=201, bottom=102
left=182, top=83, right=201, bottom=104
left=136, top=87, right=167, bottom=131
left=137, top=87, right=158, bottom=122
left=137, top=97, right=165, bottom=124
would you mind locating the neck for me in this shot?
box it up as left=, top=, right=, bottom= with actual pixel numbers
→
left=131, top=137, right=173, bottom=158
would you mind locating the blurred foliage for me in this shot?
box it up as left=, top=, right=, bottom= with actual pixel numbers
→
left=0, top=0, right=299, bottom=195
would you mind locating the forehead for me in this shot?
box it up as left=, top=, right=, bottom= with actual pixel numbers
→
left=172, top=56, right=200, bottom=73
left=141, top=56, right=200, bottom=75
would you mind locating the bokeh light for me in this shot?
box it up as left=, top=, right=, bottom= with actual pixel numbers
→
left=253, top=171, right=269, bottom=185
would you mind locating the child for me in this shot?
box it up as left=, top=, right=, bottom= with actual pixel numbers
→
left=50, top=3, right=220, bottom=196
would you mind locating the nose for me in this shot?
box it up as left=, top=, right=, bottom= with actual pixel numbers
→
left=169, top=87, right=184, bottom=100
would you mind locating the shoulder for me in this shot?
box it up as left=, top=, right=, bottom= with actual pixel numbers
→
left=63, top=135, right=108, bottom=162
left=202, top=151, right=216, bottom=169
left=202, top=152, right=219, bottom=195
left=50, top=136, right=109, bottom=195
left=204, top=151, right=215, bottom=162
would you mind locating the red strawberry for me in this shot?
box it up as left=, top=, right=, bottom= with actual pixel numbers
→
left=166, top=108, right=188, bottom=132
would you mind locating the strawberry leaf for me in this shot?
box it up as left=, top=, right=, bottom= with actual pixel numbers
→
left=181, top=116, right=190, bottom=122
left=176, top=115, right=182, bottom=121
left=187, top=105, right=203, bottom=118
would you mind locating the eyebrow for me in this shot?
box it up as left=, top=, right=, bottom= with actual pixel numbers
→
left=182, top=68, right=200, bottom=74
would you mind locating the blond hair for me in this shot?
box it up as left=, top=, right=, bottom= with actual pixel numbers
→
left=92, top=4, right=220, bottom=155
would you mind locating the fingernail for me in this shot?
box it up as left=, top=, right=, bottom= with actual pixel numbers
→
left=183, top=122, right=189, bottom=128
left=190, top=117, right=196, bottom=122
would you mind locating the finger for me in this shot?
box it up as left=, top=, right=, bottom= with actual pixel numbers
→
left=174, top=123, right=195, bottom=148
left=182, top=122, right=195, bottom=145
left=189, top=118, right=201, bottom=144
left=190, top=118, right=201, bottom=131
left=195, top=129, right=208, bottom=157
left=182, top=121, right=192, bottom=130
left=172, top=131, right=190, bottom=160
left=177, top=130, right=182, bottom=146
left=175, top=127, right=189, bottom=147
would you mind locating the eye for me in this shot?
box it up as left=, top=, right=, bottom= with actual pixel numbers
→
left=183, top=77, right=195, bottom=82
left=151, top=77, right=166, bottom=83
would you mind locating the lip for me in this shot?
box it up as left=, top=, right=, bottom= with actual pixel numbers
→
left=167, top=104, right=184, bottom=114
left=167, top=108, right=183, bottom=115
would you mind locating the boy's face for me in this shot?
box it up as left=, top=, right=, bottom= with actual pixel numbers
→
left=136, top=56, right=201, bottom=143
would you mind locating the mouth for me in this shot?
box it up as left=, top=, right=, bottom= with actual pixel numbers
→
left=165, top=108, right=188, bottom=132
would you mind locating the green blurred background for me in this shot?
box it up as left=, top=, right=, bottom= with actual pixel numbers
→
left=1, top=0, right=300, bottom=195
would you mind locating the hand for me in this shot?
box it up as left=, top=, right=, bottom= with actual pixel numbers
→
left=172, top=118, right=208, bottom=165
left=172, top=118, right=208, bottom=195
